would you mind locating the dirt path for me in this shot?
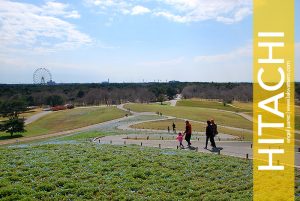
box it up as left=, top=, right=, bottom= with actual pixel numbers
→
left=169, top=94, right=182, bottom=106
left=25, top=111, right=52, bottom=125
left=237, top=112, right=252, bottom=122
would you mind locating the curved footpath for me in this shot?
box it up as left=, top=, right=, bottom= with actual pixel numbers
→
left=25, top=111, right=52, bottom=125
left=99, top=104, right=300, bottom=167
left=2, top=103, right=299, bottom=167
left=0, top=115, right=131, bottom=146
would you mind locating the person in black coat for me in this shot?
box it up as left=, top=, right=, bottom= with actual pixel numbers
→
left=172, top=122, right=176, bottom=133
left=205, top=120, right=216, bottom=149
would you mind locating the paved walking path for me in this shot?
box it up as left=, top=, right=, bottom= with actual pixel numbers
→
left=95, top=134, right=252, bottom=157
left=95, top=104, right=300, bottom=167
left=2, top=102, right=299, bottom=167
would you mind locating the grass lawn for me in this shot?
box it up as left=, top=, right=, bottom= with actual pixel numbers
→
left=0, top=107, right=127, bottom=140
left=231, top=102, right=253, bottom=111
left=164, top=99, right=300, bottom=134
left=0, top=143, right=253, bottom=200
left=177, top=99, right=251, bottom=112
left=131, top=119, right=252, bottom=140
left=297, top=115, right=300, bottom=130
left=0, top=108, right=43, bottom=121
left=296, top=107, right=300, bottom=130
left=125, top=103, right=252, bottom=130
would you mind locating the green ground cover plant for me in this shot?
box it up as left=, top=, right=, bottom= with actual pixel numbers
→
left=0, top=143, right=253, bottom=200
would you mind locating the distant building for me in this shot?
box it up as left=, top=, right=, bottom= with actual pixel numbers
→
left=169, top=80, right=180, bottom=83
left=47, top=80, right=56, bottom=85
left=102, top=78, right=110, bottom=84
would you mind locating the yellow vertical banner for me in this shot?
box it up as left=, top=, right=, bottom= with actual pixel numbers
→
left=253, top=0, right=294, bottom=200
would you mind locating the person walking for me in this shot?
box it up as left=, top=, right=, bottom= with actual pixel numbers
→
left=172, top=122, right=176, bottom=133
left=184, top=120, right=192, bottom=147
left=205, top=120, right=216, bottom=149
left=167, top=126, right=170, bottom=133
left=176, top=132, right=184, bottom=148
left=211, top=119, right=218, bottom=136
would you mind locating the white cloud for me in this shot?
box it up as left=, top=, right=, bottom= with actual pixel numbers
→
left=157, top=0, right=252, bottom=24
left=0, top=0, right=91, bottom=54
left=85, top=0, right=130, bottom=12
left=85, top=1, right=151, bottom=16
left=194, top=44, right=251, bottom=63
left=42, top=1, right=81, bottom=19
left=154, top=11, right=189, bottom=23
left=131, top=5, right=151, bottom=15
left=85, top=0, right=252, bottom=24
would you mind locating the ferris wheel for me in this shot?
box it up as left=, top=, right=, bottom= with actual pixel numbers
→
left=33, top=68, right=52, bottom=85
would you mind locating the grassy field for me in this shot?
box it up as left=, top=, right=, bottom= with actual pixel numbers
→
left=0, top=142, right=252, bottom=200
left=296, top=106, right=300, bottom=130
left=231, top=102, right=253, bottom=111
left=131, top=119, right=252, bottom=140
left=0, top=108, right=43, bottom=121
left=125, top=103, right=252, bottom=130
left=177, top=99, right=251, bottom=112
left=175, top=99, right=300, bottom=131
left=0, top=107, right=127, bottom=139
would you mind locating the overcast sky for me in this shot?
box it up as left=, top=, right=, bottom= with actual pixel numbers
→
left=0, top=0, right=299, bottom=84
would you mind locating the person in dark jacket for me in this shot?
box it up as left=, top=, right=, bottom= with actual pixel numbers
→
left=205, top=120, right=216, bottom=149
left=211, top=119, right=218, bottom=136
left=172, top=122, right=176, bottom=133
left=184, top=120, right=192, bottom=146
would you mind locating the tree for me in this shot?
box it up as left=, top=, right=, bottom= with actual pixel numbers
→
left=0, top=100, right=27, bottom=136
left=166, top=87, right=177, bottom=100
left=0, top=100, right=28, bottom=117
left=157, top=94, right=166, bottom=105
left=46, top=95, right=64, bottom=106
left=0, top=117, right=25, bottom=136
left=77, top=90, right=85, bottom=98
left=25, top=96, right=35, bottom=106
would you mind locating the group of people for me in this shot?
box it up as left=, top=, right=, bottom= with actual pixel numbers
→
left=167, top=122, right=177, bottom=133
left=175, top=120, right=218, bottom=149
left=205, top=120, right=218, bottom=149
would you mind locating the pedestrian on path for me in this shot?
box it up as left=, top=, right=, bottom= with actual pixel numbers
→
left=205, top=120, right=216, bottom=149
left=184, top=120, right=192, bottom=147
left=172, top=122, right=176, bottom=133
left=211, top=119, right=218, bottom=137
left=167, top=126, right=170, bottom=133
left=176, top=132, right=184, bottom=148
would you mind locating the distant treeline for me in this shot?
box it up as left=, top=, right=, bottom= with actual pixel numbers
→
left=0, top=82, right=299, bottom=106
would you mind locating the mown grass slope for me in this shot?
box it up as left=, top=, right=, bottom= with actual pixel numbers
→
left=0, top=107, right=127, bottom=139
left=125, top=103, right=252, bottom=130
left=131, top=119, right=252, bottom=140
left=177, top=99, right=251, bottom=112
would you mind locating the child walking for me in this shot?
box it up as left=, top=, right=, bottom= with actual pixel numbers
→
left=176, top=132, right=184, bottom=148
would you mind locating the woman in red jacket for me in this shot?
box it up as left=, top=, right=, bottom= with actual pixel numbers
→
left=184, top=120, right=192, bottom=147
